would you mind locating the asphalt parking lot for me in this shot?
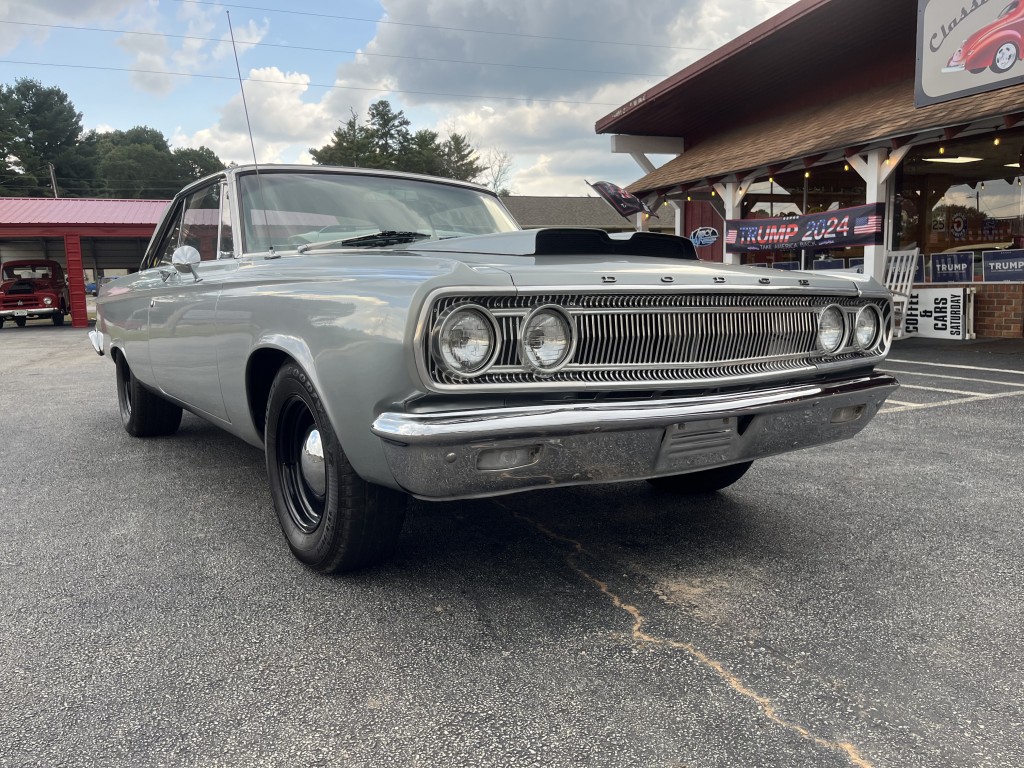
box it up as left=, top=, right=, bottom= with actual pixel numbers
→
left=1, top=324, right=1022, bottom=768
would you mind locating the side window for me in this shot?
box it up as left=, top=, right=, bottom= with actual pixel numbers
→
left=153, top=200, right=186, bottom=268
left=180, top=184, right=222, bottom=261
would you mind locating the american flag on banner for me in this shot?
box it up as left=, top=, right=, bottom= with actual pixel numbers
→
left=725, top=229, right=738, bottom=244
left=853, top=213, right=882, bottom=235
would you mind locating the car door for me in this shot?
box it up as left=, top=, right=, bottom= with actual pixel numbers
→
left=148, top=179, right=239, bottom=423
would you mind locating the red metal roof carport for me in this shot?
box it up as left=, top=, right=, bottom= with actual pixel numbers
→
left=0, top=198, right=169, bottom=329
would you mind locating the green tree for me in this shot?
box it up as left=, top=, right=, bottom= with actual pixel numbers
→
left=311, top=99, right=484, bottom=182
left=91, top=126, right=225, bottom=198
left=173, top=146, right=224, bottom=182
left=0, top=78, right=84, bottom=197
left=1, top=78, right=227, bottom=198
left=439, top=133, right=484, bottom=182
left=310, top=111, right=376, bottom=167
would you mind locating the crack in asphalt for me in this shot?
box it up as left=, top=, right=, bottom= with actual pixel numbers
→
left=501, top=505, right=873, bottom=768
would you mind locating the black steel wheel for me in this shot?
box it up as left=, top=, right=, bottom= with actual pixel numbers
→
left=647, top=461, right=753, bottom=494
left=51, top=310, right=65, bottom=326
left=115, top=354, right=182, bottom=437
left=265, top=363, right=406, bottom=573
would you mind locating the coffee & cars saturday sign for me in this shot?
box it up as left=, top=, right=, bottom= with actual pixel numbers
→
left=905, top=287, right=976, bottom=339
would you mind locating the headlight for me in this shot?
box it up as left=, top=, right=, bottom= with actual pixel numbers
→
left=854, top=305, right=881, bottom=351
left=43, top=297, right=53, bottom=306
left=431, top=304, right=499, bottom=377
left=817, top=305, right=846, bottom=354
left=520, top=305, right=575, bottom=374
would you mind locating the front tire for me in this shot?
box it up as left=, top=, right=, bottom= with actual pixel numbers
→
left=647, top=461, right=753, bottom=494
left=265, top=363, right=406, bottom=573
left=992, top=42, right=1018, bottom=73
left=51, top=310, right=65, bottom=326
left=115, top=355, right=183, bottom=437
left=14, top=317, right=26, bottom=327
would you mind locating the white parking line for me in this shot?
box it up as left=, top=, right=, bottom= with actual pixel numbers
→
left=887, top=358, right=1024, bottom=377
left=879, top=369, right=1024, bottom=389
left=895, top=383, right=989, bottom=396
left=879, top=389, right=1024, bottom=414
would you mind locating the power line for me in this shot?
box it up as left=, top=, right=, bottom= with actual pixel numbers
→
left=0, top=20, right=672, bottom=80
left=174, top=0, right=718, bottom=52
left=0, top=59, right=624, bottom=108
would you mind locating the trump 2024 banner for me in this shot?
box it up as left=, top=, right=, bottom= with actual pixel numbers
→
left=725, top=203, right=884, bottom=254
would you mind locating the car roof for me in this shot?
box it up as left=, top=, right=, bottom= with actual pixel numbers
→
left=176, top=163, right=495, bottom=199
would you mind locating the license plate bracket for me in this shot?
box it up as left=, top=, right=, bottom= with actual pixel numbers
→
left=654, top=417, right=740, bottom=473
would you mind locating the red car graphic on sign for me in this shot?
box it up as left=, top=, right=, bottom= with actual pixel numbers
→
left=944, top=1, right=1024, bottom=74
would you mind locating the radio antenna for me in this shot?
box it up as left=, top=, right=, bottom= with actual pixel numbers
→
left=227, top=11, right=259, bottom=170
left=227, top=11, right=275, bottom=256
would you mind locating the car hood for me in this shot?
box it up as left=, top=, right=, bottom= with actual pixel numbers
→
left=404, top=228, right=882, bottom=296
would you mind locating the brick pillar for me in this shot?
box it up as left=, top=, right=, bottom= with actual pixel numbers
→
left=64, top=234, right=89, bottom=329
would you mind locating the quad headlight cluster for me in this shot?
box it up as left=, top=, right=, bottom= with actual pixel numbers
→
left=816, top=303, right=886, bottom=355
left=431, top=303, right=577, bottom=378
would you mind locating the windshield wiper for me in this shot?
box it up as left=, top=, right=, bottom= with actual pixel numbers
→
left=297, top=231, right=432, bottom=253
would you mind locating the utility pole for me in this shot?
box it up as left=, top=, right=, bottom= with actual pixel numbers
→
left=48, top=163, right=59, bottom=198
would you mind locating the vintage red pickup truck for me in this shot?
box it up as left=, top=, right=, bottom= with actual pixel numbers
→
left=0, top=259, right=72, bottom=327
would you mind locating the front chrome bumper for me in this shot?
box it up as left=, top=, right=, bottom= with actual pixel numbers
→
left=372, top=372, right=898, bottom=500
left=0, top=306, right=57, bottom=318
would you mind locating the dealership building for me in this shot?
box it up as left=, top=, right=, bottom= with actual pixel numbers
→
left=598, top=0, right=1024, bottom=339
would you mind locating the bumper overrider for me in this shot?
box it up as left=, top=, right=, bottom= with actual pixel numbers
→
left=372, top=373, right=898, bottom=500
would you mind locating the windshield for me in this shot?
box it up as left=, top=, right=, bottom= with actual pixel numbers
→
left=238, top=171, right=519, bottom=254
left=999, top=1, right=1018, bottom=19
left=3, top=264, right=55, bottom=280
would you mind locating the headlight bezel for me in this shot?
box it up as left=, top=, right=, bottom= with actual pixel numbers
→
left=853, top=304, right=883, bottom=352
left=518, top=304, right=577, bottom=376
left=430, top=303, right=501, bottom=378
left=816, top=304, right=847, bottom=355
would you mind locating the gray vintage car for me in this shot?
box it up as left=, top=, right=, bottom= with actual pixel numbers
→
left=88, top=165, right=898, bottom=572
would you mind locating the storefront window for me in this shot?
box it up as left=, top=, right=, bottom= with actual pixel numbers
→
left=738, top=161, right=867, bottom=269
left=893, top=129, right=1024, bottom=281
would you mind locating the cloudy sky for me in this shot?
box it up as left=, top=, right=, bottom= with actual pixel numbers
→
left=0, top=0, right=798, bottom=196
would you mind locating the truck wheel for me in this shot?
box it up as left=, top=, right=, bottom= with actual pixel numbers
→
left=52, top=310, right=65, bottom=326
left=14, top=317, right=26, bottom=327
left=115, top=355, right=182, bottom=437
left=647, top=461, right=753, bottom=494
left=265, top=363, right=406, bottom=573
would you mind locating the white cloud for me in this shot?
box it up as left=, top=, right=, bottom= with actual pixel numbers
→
left=307, top=0, right=798, bottom=194
left=173, top=66, right=339, bottom=164
left=0, top=0, right=136, bottom=53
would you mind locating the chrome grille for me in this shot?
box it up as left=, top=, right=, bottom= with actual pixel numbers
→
left=424, top=292, right=892, bottom=390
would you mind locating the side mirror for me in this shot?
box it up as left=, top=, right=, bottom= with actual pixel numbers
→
left=171, top=246, right=203, bottom=283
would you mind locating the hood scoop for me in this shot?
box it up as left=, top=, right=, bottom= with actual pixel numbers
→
left=411, top=227, right=698, bottom=260
left=534, top=228, right=697, bottom=259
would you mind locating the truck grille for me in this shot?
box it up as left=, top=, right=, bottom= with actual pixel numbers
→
left=424, top=292, right=892, bottom=389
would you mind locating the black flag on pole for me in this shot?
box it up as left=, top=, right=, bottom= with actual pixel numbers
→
left=587, top=180, right=658, bottom=219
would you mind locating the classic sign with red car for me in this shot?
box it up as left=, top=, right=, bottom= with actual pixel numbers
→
left=943, top=1, right=1024, bottom=74
left=0, top=259, right=72, bottom=327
